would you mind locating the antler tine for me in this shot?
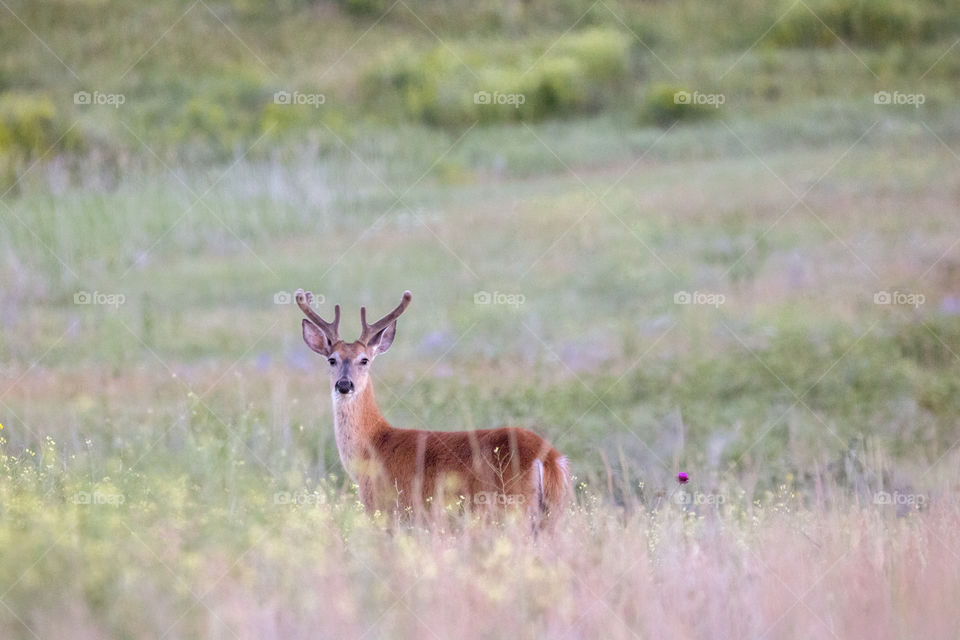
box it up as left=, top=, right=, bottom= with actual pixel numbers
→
left=359, top=291, right=412, bottom=344
left=295, top=288, right=340, bottom=342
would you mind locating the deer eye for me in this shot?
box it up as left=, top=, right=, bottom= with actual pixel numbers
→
left=359, top=358, right=369, bottom=366
left=327, top=358, right=336, bottom=366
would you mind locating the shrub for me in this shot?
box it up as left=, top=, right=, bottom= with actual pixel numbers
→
left=166, top=73, right=269, bottom=156
left=553, top=27, right=631, bottom=83
left=0, top=92, right=83, bottom=192
left=177, top=98, right=235, bottom=152
left=337, top=0, right=393, bottom=16
left=523, top=56, right=589, bottom=120
left=0, top=93, right=69, bottom=158
left=361, top=27, right=631, bottom=126
left=639, top=84, right=718, bottom=127
left=771, top=0, right=925, bottom=48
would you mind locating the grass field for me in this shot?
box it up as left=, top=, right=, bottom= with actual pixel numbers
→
left=2, top=0, right=960, bottom=638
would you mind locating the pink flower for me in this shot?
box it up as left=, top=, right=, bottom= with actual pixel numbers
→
left=677, top=472, right=689, bottom=484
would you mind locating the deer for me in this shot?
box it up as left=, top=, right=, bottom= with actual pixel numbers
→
left=295, top=288, right=570, bottom=527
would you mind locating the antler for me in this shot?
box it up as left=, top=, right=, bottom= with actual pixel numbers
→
left=358, top=291, right=412, bottom=345
left=296, top=289, right=341, bottom=344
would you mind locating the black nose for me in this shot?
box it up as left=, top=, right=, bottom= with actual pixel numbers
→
left=335, top=379, right=354, bottom=394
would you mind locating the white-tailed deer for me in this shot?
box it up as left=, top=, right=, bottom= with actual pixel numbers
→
left=296, top=289, right=570, bottom=526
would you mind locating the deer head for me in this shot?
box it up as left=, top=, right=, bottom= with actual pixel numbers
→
left=296, top=289, right=411, bottom=399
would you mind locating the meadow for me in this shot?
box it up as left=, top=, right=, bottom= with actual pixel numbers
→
left=2, top=0, right=960, bottom=637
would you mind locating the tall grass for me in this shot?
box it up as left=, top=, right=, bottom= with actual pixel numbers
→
left=2, top=0, right=960, bottom=637
left=1, top=440, right=957, bottom=639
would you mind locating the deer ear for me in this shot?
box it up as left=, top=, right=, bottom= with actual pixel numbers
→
left=366, top=321, right=397, bottom=356
left=302, top=319, right=332, bottom=355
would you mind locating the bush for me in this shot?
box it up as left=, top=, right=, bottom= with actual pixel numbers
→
left=166, top=72, right=271, bottom=157
left=553, top=27, right=630, bottom=83
left=523, top=56, right=588, bottom=119
left=0, top=92, right=83, bottom=192
left=639, top=84, right=719, bottom=127
left=337, top=0, right=393, bottom=16
left=0, top=93, right=72, bottom=158
left=362, top=27, right=631, bottom=126
left=771, top=0, right=926, bottom=48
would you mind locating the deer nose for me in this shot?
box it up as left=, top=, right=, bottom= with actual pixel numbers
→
left=335, top=379, right=354, bottom=394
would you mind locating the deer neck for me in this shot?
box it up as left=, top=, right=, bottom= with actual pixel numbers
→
left=331, top=381, right=389, bottom=475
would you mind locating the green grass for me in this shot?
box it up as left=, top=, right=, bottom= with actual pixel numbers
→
left=3, top=442, right=959, bottom=638
left=2, top=0, right=959, bottom=161
left=3, top=105, right=959, bottom=487
left=2, top=0, right=960, bottom=636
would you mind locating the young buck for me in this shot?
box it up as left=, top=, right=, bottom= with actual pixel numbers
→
left=296, top=288, right=570, bottom=525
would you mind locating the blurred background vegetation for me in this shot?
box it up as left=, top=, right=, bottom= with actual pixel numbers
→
left=2, top=0, right=959, bottom=166
left=3, top=1, right=960, bottom=636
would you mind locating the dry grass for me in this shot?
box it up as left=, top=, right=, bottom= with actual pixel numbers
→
left=5, top=474, right=958, bottom=640
left=3, top=47, right=960, bottom=638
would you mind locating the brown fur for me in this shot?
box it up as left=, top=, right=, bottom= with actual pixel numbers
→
left=336, top=382, right=570, bottom=525
left=298, top=290, right=570, bottom=526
